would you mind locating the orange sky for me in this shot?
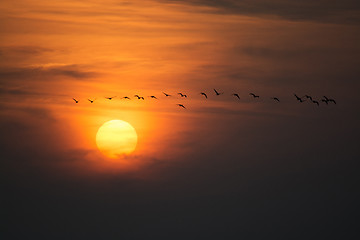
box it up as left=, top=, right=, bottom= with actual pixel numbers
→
left=1, top=0, right=359, bottom=173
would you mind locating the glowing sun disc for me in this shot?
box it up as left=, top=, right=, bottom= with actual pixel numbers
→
left=96, top=120, right=138, bottom=158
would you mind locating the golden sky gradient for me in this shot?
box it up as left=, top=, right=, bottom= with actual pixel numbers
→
left=1, top=0, right=359, bottom=173
left=2, top=1, right=360, bottom=238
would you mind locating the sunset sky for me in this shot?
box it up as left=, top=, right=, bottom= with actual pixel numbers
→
left=2, top=0, right=359, bottom=239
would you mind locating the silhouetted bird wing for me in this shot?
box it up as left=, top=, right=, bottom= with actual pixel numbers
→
left=177, top=104, right=186, bottom=109
left=321, top=99, right=328, bottom=104
left=200, top=92, right=207, bottom=98
left=294, top=94, right=301, bottom=100
left=305, top=95, right=313, bottom=101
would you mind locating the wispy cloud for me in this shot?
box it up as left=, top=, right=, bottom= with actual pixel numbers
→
left=0, top=64, right=98, bottom=81
left=0, top=45, right=53, bottom=57
left=160, top=0, right=360, bottom=24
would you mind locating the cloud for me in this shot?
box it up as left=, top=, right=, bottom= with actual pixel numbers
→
left=0, top=87, right=36, bottom=96
left=0, top=64, right=98, bottom=81
left=0, top=46, right=53, bottom=57
left=160, top=0, right=360, bottom=24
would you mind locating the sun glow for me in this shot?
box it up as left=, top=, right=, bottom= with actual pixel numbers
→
left=96, top=120, right=138, bottom=159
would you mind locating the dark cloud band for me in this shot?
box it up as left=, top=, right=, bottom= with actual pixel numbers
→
left=160, top=0, right=360, bottom=24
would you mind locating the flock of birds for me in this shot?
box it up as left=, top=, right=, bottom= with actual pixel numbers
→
left=72, top=89, right=337, bottom=109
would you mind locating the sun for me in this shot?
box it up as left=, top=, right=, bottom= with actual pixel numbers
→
left=96, top=120, right=138, bottom=158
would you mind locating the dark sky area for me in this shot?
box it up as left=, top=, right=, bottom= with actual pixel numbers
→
left=1, top=0, right=360, bottom=239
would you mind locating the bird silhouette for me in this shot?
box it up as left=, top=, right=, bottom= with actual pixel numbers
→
left=323, top=96, right=336, bottom=104
left=88, top=98, right=95, bottom=103
left=232, top=93, right=240, bottom=99
left=122, top=96, right=131, bottom=100
left=149, top=96, right=158, bottom=99
left=312, top=100, right=319, bottom=106
left=134, top=95, right=145, bottom=100
left=304, top=95, right=313, bottom=101
left=214, top=89, right=223, bottom=96
left=271, top=97, right=280, bottom=102
left=294, top=94, right=305, bottom=102
left=200, top=92, right=208, bottom=99
left=249, top=93, right=259, bottom=98
left=178, top=93, right=187, bottom=98
left=329, top=99, right=336, bottom=104
left=72, top=98, right=79, bottom=103
left=321, top=99, right=329, bottom=105
left=163, top=92, right=171, bottom=97
left=322, top=96, right=336, bottom=104
left=177, top=104, right=186, bottom=109
left=105, top=96, right=116, bottom=100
